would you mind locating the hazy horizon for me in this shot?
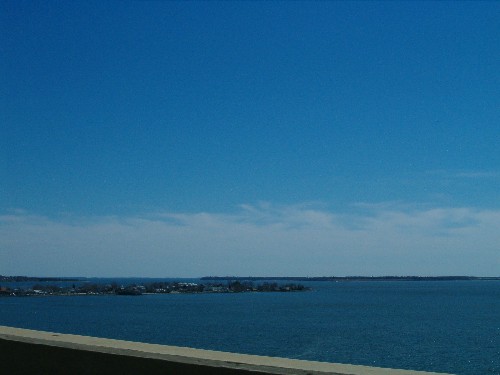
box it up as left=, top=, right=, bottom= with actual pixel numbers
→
left=3, top=274, right=498, bottom=279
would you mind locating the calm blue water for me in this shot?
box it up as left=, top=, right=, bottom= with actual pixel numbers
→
left=1, top=280, right=498, bottom=375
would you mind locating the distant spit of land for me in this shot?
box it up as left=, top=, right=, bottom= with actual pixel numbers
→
left=202, top=276, right=500, bottom=281
left=0, top=275, right=81, bottom=282
left=0, top=278, right=308, bottom=297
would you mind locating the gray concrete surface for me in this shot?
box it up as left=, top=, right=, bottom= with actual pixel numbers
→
left=0, top=326, right=454, bottom=375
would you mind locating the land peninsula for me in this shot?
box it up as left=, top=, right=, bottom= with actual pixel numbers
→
left=0, top=275, right=80, bottom=282
left=0, top=279, right=308, bottom=297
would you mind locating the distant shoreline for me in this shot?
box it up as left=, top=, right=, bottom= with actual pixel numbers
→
left=0, top=276, right=81, bottom=282
left=2, top=275, right=499, bottom=283
left=0, top=280, right=309, bottom=297
left=201, top=276, right=500, bottom=282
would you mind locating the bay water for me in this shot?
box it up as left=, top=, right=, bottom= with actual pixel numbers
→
left=0, top=279, right=498, bottom=375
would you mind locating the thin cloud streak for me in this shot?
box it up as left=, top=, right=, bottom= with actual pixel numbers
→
left=427, top=169, right=500, bottom=179
left=1, top=204, right=499, bottom=277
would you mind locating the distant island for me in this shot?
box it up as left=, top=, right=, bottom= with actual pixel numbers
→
left=202, top=276, right=500, bottom=282
left=0, top=280, right=309, bottom=297
left=0, top=275, right=81, bottom=282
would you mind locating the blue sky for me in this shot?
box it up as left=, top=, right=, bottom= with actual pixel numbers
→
left=1, top=1, right=499, bottom=277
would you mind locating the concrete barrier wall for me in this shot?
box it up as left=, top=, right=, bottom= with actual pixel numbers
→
left=0, top=326, right=453, bottom=375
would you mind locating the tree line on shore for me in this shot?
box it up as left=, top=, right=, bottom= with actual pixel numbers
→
left=0, top=280, right=308, bottom=297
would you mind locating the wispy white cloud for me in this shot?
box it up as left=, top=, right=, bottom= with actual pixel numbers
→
left=427, top=169, right=500, bottom=179
left=455, top=172, right=499, bottom=179
left=1, top=203, right=499, bottom=277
